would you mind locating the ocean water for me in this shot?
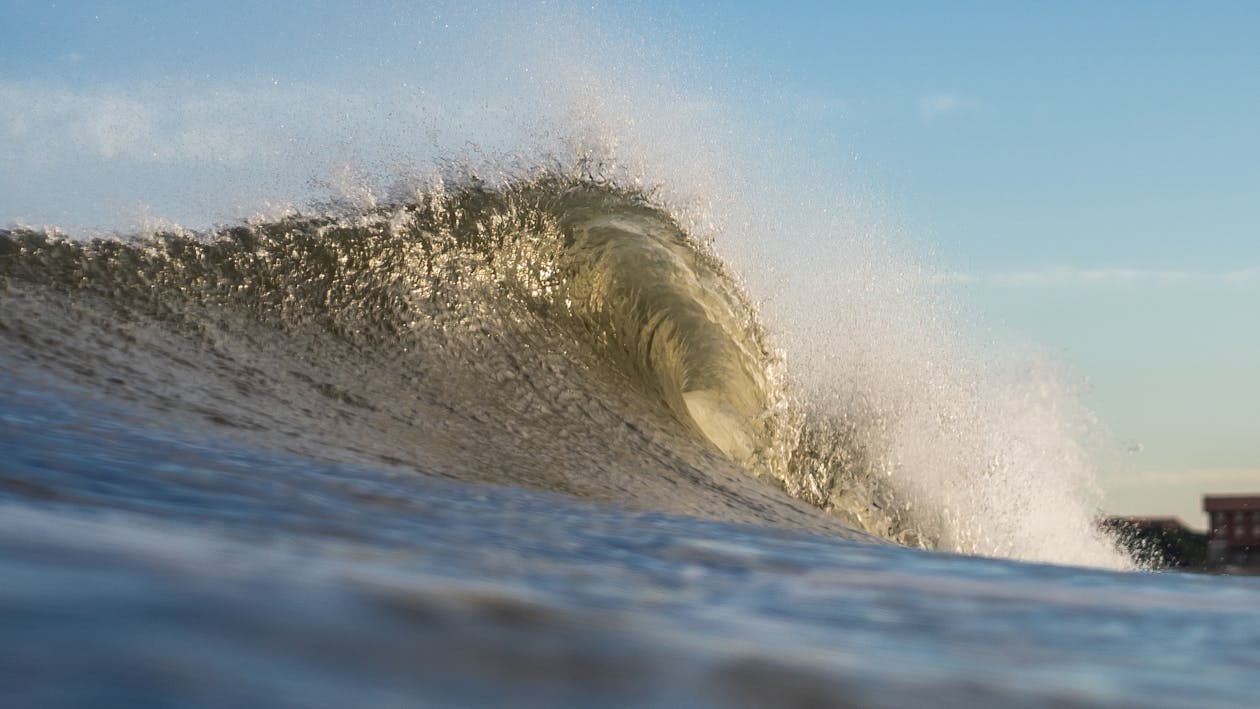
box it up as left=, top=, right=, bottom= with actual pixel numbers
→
left=3, top=176, right=1260, bottom=708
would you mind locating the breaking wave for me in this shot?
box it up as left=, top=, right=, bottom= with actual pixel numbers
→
left=0, top=170, right=1130, bottom=567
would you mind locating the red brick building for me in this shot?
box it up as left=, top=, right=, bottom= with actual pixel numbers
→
left=1204, top=495, right=1260, bottom=571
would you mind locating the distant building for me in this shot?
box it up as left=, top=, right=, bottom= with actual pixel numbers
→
left=1204, top=495, right=1260, bottom=573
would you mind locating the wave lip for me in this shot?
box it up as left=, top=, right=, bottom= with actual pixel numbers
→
left=552, top=198, right=782, bottom=469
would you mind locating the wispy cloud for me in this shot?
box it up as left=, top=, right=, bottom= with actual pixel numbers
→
left=0, top=82, right=296, bottom=165
left=939, top=266, right=1260, bottom=288
left=918, top=93, right=975, bottom=121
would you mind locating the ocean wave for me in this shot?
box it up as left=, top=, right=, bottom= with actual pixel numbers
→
left=0, top=172, right=1130, bottom=563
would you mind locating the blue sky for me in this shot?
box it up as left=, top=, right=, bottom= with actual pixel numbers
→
left=3, top=1, right=1257, bottom=526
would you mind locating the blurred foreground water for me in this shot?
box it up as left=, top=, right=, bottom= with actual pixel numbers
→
left=3, top=374, right=1259, bottom=708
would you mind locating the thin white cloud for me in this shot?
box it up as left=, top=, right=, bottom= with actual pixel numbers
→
left=0, top=82, right=289, bottom=165
left=10, top=81, right=422, bottom=167
left=918, top=93, right=974, bottom=120
left=938, top=266, right=1260, bottom=288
